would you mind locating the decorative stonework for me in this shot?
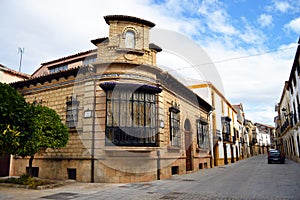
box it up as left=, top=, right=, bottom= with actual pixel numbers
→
left=10, top=15, right=213, bottom=183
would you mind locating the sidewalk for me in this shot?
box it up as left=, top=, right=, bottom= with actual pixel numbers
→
left=0, top=181, right=123, bottom=200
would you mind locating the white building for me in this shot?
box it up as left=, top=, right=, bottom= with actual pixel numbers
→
left=254, top=123, right=272, bottom=154
left=189, top=82, right=241, bottom=166
left=0, top=64, right=29, bottom=83
left=276, top=37, right=300, bottom=162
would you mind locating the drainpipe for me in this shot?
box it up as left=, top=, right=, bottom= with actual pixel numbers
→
left=91, top=77, right=96, bottom=183
left=88, top=65, right=96, bottom=183
left=207, top=110, right=213, bottom=167
left=157, top=150, right=160, bottom=180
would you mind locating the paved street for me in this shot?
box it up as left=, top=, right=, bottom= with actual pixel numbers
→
left=1, top=155, right=300, bottom=200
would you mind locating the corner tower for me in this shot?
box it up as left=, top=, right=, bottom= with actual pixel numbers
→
left=91, top=15, right=161, bottom=66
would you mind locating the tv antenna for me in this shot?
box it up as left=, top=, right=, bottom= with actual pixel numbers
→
left=18, top=47, right=24, bottom=72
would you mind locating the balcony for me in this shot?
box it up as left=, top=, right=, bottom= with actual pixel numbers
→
left=280, top=119, right=290, bottom=134
left=222, top=133, right=231, bottom=143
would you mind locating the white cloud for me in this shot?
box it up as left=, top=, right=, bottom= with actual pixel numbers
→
left=201, top=40, right=297, bottom=124
left=258, top=14, right=273, bottom=27
left=198, top=0, right=238, bottom=35
left=284, top=17, right=300, bottom=34
left=238, top=21, right=266, bottom=45
left=273, top=1, right=291, bottom=13
left=0, top=0, right=297, bottom=126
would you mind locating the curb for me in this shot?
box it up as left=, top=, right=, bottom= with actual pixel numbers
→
left=0, top=182, right=64, bottom=190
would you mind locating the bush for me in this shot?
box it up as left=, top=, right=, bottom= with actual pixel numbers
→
left=0, top=174, right=49, bottom=189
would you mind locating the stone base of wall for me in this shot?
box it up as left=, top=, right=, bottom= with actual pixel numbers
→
left=12, top=157, right=92, bottom=182
left=193, top=156, right=211, bottom=170
left=290, top=155, right=300, bottom=163
left=11, top=153, right=213, bottom=183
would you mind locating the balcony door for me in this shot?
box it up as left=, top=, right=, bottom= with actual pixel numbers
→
left=184, top=119, right=193, bottom=171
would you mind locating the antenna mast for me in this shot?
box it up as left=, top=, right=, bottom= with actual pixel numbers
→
left=18, top=47, right=24, bottom=72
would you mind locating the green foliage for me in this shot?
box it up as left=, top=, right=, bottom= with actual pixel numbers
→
left=0, top=82, right=69, bottom=169
left=0, top=125, right=20, bottom=155
left=0, top=83, right=27, bottom=155
left=0, top=83, right=27, bottom=126
left=17, top=105, right=69, bottom=158
left=0, top=174, right=50, bottom=189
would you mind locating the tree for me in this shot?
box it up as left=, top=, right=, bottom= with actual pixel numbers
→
left=0, top=83, right=27, bottom=155
left=18, top=104, right=69, bottom=176
left=0, top=83, right=69, bottom=176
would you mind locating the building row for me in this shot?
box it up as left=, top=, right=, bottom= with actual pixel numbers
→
left=1, top=15, right=273, bottom=182
left=275, top=37, right=300, bottom=163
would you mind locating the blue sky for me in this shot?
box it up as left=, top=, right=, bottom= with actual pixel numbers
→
left=0, top=0, right=300, bottom=125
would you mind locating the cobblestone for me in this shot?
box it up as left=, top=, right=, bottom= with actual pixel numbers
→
left=1, top=155, right=300, bottom=199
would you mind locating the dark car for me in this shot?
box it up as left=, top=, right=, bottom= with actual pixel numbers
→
left=268, top=150, right=285, bottom=164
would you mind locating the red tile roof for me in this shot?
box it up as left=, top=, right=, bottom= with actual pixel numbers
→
left=0, top=64, right=30, bottom=79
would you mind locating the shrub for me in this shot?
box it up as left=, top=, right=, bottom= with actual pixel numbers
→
left=0, top=174, right=48, bottom=189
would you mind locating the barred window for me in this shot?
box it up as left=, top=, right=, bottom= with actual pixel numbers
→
left=66, top=96, right=79, bottom=128
left=197, top=119, right=208, bottom=149
left=170, top=107, right=180, bottom=147
left=49, top=65, right=68, bottom=74
left=106, top=90, right=157, bottom=146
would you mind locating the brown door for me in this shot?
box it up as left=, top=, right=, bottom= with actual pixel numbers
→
left=0, top=155, right=10, bottom=177
left=185, top=131, right=193, bottom=171
left=223, top=144, right=228, bottom=165
left=184, top=119, right=192, bottom=171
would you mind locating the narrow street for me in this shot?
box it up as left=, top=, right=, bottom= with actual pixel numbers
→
left=1, top=155, right=300, bottom=200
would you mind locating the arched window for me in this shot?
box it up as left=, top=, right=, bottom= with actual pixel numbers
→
left=125, top=31, right=135, bottom=48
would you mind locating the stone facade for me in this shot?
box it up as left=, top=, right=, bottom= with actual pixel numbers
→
left=11, top=15, right=212, bottom=183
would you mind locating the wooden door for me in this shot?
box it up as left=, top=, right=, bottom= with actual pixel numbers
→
left=184, top=119, right=192, bottom=171
left=185, top=131, right=193, bottom=171
left=0, top=155, right=10, bottom=177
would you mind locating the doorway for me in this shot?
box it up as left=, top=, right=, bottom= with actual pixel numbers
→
left=184, top=119, right=193, bottom=171
left=213, top=143, right=219, bottom=166
left=0, top=154, right=10, bottom=177
left=223, top=144, right=228, bottom=165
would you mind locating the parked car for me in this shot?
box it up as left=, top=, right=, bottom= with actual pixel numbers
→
left=268, top=150, right=285, bottom=164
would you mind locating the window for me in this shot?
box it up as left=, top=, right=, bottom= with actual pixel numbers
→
left=66, top=96, right=79, bottom=128
left=83, top=57, right=96, bottom=65
left=171, top=166, right=179, bottom=175
left=49, top=65, right=68, bottom=74
left=221, top=116, right=231, bottom=142
left=105, top=89, right=157, bottom=146
left=197, top=119, right=208, bottom=149
left=67, top=168, right=76, bottom=180
left=125, top=31, right=135, bottom=49
left=26, top=167, right=39, bottom=177
left=169, top=106, right=180, bottom=147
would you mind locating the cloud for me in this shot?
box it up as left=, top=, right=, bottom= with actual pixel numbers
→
left=1, top=0, right=297, bottom=126
left=238, top=17, right=266, bottom=45
left=201, top=39, right=297, bottom=125
left=284, top=17, right=300, bottom=34
left=273, top=1, right=291, bottom=13
left=258, top=14, right=273, bottom=27
left=0, top=0, right=173, bottom=74
left=197, top=0, right=238, bottom=35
